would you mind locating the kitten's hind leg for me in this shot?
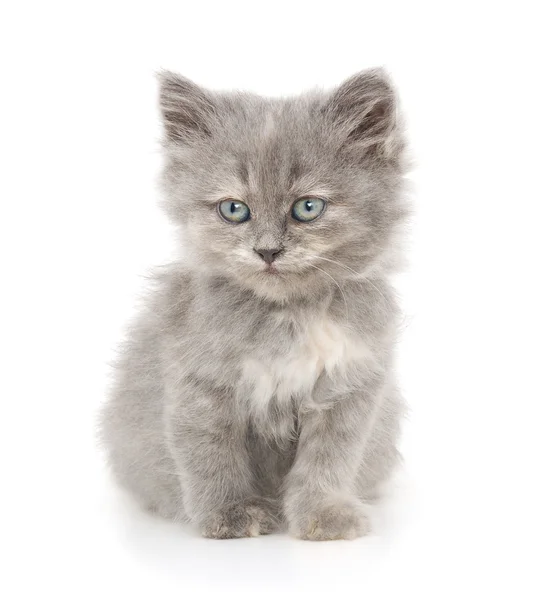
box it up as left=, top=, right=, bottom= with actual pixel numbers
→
left=356, top=388, right=404, bottom=502
left=101, top=388, right=184, bottom=522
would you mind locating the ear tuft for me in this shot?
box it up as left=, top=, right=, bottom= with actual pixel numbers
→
left=157, top=70, right=216, bottom=142
left=326, top=68, right=402, bottom=161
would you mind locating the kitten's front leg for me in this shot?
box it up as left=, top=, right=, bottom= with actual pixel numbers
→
left=285, top=387, right=380, bottom=541
left=166, top=384, right=279, bottom=539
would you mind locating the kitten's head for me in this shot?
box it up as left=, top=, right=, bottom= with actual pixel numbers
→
left=159, top=69, right=408, bottom=302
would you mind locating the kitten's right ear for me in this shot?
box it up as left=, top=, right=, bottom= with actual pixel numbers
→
left=157, top=70, right=216, bottom=142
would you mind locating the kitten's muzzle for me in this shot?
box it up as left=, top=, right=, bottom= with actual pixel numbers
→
left=254, top=247, right=284, bottom=265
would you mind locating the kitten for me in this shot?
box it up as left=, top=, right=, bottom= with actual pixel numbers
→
left=100, top=68, right=409, bottom=540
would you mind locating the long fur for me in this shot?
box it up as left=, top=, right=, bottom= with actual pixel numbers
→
left=100, top=68, right=410, bottom=540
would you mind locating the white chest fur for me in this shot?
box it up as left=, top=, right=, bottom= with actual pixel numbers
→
left=241, top=317, right=371, bottom=410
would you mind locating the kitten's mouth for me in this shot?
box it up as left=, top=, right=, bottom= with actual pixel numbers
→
left=264, top=264, right=279, bottom=275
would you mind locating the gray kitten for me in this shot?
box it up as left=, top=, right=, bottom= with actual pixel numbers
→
left=100, top=68, right=409, bottom=540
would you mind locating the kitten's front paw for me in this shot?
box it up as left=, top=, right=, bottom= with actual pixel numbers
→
left=289, top=497, right=370, bottom=541
left=201, top=498, right=280, bottom=539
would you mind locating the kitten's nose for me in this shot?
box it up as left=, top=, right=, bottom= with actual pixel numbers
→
left=254, top=247, right=283, bottom=264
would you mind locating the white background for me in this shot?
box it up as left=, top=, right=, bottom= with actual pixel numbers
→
left=1, top=1, right=545, bottom=598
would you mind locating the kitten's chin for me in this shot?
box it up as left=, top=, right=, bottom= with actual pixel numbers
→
left=235, top=269, right=321, bottom=303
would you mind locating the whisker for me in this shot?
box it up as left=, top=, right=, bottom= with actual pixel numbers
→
left=309, top=264, right=350, bottom=325
left=361, top=277, right=389, bottom=307
left=308, top=254, right=389, bottom=307
left=307, top=254, right=361, bottom=277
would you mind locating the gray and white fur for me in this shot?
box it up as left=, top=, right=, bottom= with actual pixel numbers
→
left=100, top=68, right=409, bottom=540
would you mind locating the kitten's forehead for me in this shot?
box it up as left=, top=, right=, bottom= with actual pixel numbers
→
left=232, top=99, right=330, bottom=202
left=261, top=109, right=277, bottom=141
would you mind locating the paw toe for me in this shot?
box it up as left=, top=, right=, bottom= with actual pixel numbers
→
left=201, top=498, right=280, bottom=539
left=292, top=499, right=370, bottom=541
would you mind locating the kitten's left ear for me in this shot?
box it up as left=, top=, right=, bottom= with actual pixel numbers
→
left=325, top=68, right=403, bottom=162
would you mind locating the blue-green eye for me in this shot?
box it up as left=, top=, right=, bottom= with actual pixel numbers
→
left=291, top=197, right=326, bottom=222
left=218, top=199, right=251, bottom=223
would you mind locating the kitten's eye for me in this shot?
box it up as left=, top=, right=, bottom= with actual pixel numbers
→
left=291, top=197, right=326, bottom=222
left=218, top=199, right=251, bottom=223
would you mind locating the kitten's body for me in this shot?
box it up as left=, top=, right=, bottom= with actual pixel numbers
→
left=101, top=69, right=409, bottom=540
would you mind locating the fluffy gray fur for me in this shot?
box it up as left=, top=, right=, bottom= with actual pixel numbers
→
left=100, top=68, right=409, bottom=540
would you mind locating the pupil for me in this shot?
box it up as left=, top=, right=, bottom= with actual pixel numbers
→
left=230, top=202, right=237, bottom=213
left=306, top=201, right=313, bottom=211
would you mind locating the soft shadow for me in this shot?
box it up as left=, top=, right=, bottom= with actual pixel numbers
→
left=102, top=469, right=414, bottom=587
